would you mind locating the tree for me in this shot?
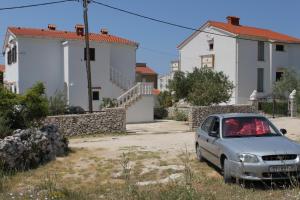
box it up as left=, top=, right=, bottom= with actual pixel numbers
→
left=168, top=67, right=234, bottom=106
left=273, top=69, right=300, bottom=99
left=157, top=91, right=173, bottom=108
left=168, top=71, right=188, bottom=102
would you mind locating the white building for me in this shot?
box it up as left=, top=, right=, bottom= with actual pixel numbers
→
left=158, top=60, right=180, bottom=91
left=178, top=16, right=300, bottom=104
left=2, top=24, right=154, bottom=123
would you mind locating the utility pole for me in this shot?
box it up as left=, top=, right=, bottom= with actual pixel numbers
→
left=83, top=0, right=93, bottom=113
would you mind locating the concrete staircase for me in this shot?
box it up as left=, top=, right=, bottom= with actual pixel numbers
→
left=117, top=82, right=153, bottom=108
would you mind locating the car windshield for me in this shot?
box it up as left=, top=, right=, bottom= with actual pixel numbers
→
left=222, top=117, right=281, bottom=138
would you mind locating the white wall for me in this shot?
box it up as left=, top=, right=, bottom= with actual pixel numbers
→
left=17, top=37, right=64, bottom=96
left=179, top=26, right=237, bottom=104
left=66, top=41, right=136, bottom=111
left=4, top=35, right=19, bottom=92
left=126, top=95, right=154, bottom=123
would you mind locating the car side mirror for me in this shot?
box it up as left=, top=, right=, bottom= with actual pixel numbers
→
left=209, top=131, right=219, bottom=138
left=280, top=129, right=287, bottom=135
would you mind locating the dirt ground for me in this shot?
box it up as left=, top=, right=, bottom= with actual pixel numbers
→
left=70, top=117, right=300, bottom=160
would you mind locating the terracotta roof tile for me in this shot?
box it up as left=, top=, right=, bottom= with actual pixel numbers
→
left=0, top=65, right=4, bottom=73
left=178, top=19, right=300, bottom=48
left=209, top=21, right=300, bottom=43
left=136, top=65, right=157, bottom=75
left=8, top=27, right=138, bottom=46
left=152, top=89, right=160, bottom=95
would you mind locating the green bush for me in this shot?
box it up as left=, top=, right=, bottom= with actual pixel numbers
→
left=0, top=82, right=49, bottom=137
left=157, top=91, right=173, bottom=108
left=154, top=107, right=168, bottom=119
left=259, top=101, right=288, bottom=116
left=168, top=68, right=234, bottom=106
left=100, top=98, right=117, bottom=109
left=174, top=109, right=188, bottom=121
left=49, top=91, right=68, bottom=115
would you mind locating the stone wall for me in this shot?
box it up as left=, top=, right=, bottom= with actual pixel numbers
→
left=167, top=107, right=190, bottom=119
left=189, top=105, right=257, bottom=130
left=44, top=108, right=126, bottom=136
left=0, top=125, right=68, bottom=170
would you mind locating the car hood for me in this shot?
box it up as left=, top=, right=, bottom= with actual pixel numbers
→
left=221, top=136, right=300, bottom=156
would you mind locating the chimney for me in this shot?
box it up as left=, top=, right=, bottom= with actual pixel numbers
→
left=75, top=24, right=84, bottom=36
left=48, top=24, right=56, bottom=31
left=136, top=63, right=147, bottom=67
left=226, top=16, right=240, bottom=26
left=100, top=28, right=109, bottom=35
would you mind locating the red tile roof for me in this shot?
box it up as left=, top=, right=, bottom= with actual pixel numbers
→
left=152, top=89, right=160, bottom=95
left=136, top=65, right=157, bottom=75
left=8, top=27, right=138, bottom=46
left=0, top=65, right=4, bottom=73
left=178, top=19, right=300, bottom=48
left=209, top=21, right=300, bottom=43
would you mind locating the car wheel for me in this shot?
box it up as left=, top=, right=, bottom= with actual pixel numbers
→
left=223, top=159, right=233, bottom=184
left=196, top=144, right=204, bottom=162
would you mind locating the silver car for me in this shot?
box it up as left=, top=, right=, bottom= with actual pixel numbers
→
left=195, top=113, right=300, bottom=183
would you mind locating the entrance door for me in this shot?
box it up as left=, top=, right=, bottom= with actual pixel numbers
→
left=92, top=90, right=101, bottom=111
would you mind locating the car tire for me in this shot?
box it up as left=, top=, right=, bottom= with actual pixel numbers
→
left=223, top=159, right=233, bottom=184
left=196, top=144, right=204, bottom=162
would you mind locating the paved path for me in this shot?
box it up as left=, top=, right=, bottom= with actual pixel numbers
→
left=69, top=118, right=300, bottom=159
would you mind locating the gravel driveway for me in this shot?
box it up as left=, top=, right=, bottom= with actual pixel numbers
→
left=69, top=118, right=300, bottom=159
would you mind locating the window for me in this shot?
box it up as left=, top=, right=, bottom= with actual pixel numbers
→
left=201, top=117, right=214, bottom=133
left=7, top=50, right=12, bottom=65
left=211, top=117, right=220, bottom=135
left=92, top=91, right=99, bottom=100
left=84, top=48, right=95, bottom=61
left=12, top=46, right=17, bottom=63
left=209, top=43, right=214, bottom=51
left=258, top=41, right=264, bottom=61
left=222, top=117, right=280, bottom=138
left=276, top=71, right=283, bottom=81
left=257, top=68, right=264, bottom=92
left=276, top=44, right=284, bottom=52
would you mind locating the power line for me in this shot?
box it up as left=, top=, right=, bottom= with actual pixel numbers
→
left=0, top=0, right=77, bottom=11
left=91, top=0, right=300, bottom=45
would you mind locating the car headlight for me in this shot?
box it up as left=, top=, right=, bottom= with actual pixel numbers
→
left=239, top=153, right=259, bottom=163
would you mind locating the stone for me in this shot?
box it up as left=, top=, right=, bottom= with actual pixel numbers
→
left=0, top=125, right=68, bottom=170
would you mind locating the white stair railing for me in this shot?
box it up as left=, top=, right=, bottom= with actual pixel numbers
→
left=110, top=67, right=133, bottom=90
left=117, top=82, right=153, bottom=107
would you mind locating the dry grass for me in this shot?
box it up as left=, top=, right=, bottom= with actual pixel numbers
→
left=0, top=147, right=300, bottom=200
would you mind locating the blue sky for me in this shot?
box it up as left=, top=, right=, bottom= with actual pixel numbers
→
left=1, top=0, right=300, bottom=75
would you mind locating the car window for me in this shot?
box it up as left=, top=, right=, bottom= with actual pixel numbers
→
left=222, top=117, right=281, bottom=138
left=201, top=117, right=214, bottom=133
left=210, top=117, right=220, bottom=135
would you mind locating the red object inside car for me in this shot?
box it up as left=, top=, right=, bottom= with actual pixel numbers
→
left=223, top=117, right=271, bottom=137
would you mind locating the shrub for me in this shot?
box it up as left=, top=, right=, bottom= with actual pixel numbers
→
left=157, top=91, right=173, bottom=108
left=100, top=98, right=117, bottom=109
left=0, top=82, right=49, bottom=137
left=168, top=68, right=234, bottom=106
left=259, top=101, right=288, bottom=116
left=174, top=109, right=188, bottom=121
left=49, top=91, right=68, bottom=115
left=67, top=106, right=85, bottom=114
left=154, top=107, right=168, bottom=119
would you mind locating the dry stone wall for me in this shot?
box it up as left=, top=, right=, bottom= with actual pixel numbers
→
left=44, top=108, right=126, bottom=136
left=189, top=105, right=257, bottom=130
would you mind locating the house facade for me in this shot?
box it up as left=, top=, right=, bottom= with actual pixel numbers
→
left=158, top=60, right=180, bottom=92
left=135, top=63, right=158, bottom=89
left=178, top=16, right=300, bottom=104
left=3, top=24, right=154, bottom=122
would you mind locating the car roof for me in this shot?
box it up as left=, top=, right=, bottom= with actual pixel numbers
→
left=209, top=113, right=263, bottom=118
